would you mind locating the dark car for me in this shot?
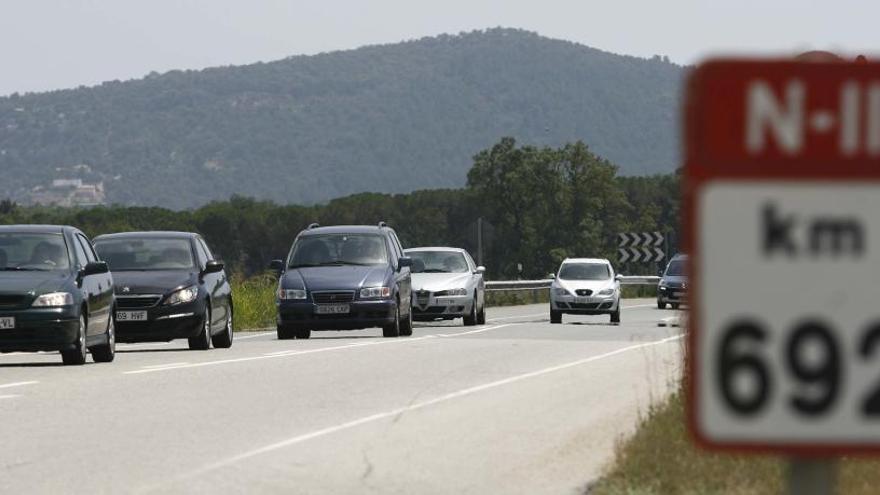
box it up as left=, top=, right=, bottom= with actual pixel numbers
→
left=93, top=231, right=233, bottom=350
left=270, top=223, right=413, bottom=339
left=0, top=225, right=116, bottom=365
left=657, top=254, right=688, bottom=309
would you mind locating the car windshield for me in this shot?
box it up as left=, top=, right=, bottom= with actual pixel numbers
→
left=289, top=234, right=388, bottom=267
left=408, top=250, right=469, bottom=273
left=665, top=260, right=685, bottom=277
left=558, top=263, right=610, bottom=281
left=94, top=238, right=196, bottom=271
left=0, top=233, right=70, bottom=271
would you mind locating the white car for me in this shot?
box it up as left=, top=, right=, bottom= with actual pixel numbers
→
left=549, top=258, right=621, bottom=324
left=404, top=247, right=486, bottom=326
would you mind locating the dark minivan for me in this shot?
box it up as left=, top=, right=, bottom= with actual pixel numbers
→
left=271, top=223, right=413, bottom=340
left=93, top=231, right=233, bottom=350
left=0, top=225, right=116, bottom=365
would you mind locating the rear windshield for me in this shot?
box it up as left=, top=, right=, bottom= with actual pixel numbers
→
left=289, top=234, right=388, bottom=267
left=558, top=263, right=610, bottom=281
left=0, top=233, right=70, bottom=271
left=95, top=238, right=196, bottom=271
left=408, top=250, right=469, bottom=273
left=665, top=260, right=685, bottom=277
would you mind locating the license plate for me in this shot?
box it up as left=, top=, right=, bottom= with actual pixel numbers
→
left=672, top=292, right=683, bottom=298
left=116, top=311, right=148, bottom=322
left=436, top=298, right=456, bottom=305
left=0, top=317, right=14, bottom=329
left=315, top=304, right=350, bottom=315
left=575, top=297, right=595, bottom=304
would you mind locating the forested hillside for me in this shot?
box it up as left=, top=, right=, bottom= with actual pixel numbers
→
left=0, top=29, right=683, bottom=208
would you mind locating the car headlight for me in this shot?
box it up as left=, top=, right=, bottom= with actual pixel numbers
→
left=436, top=288, right=467, bottom=297
left=552, top=288, right=570, bottom=296
left=360, top=287, right=391, bottom=299
left=597, top=288, right=615, bottom=296
left=278, top=288, right=307, bottom=300
left=164, top=285, right=199, bottom=305
left=32, top=292, right=73, bottom=307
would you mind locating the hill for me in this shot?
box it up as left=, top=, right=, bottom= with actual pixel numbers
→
left=0, top=28, right=683, bottom=209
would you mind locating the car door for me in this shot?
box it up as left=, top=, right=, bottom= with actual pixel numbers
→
left=74, top=233, right=111, bottom=337
left=387, top=231, right=411, bottom=314
left=196, top=238, right=228, bottom=330
left=464, top=251, right=485, bottom=307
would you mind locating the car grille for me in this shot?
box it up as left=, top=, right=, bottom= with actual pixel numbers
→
left=116, top=295, right=162, bottom=308
left=313, top=291, right=355, bottom=304
left=0, top=294, right=29, bottom=309
left=575, top=289, right=593, bottom=296
left=415, top=290, right=431, bottom=304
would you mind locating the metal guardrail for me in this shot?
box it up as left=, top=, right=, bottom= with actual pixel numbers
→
left=485, top=276, right=660, bottom=292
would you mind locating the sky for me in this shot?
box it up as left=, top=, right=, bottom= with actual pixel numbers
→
left=0, top=0, right=875, bottom=96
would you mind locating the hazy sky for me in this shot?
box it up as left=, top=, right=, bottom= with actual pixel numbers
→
left=1, top=0, right=875, bottom=96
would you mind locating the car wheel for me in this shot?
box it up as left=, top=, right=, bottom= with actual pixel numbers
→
left=294, top=328, right=311, bottom=339
left=211, top=307, right=233, bottom=348
left=61, top=315, right=88, bottom=365
left=463, top=296, right=478, bottom=326
left=188, top=308, right=212, bottom=350
left=610, top=307, right=621, bottom=324
left=671, top=303, right=680, bottom=310
left=399, top=301, right=413, bottom=337
left=476, top=297, right=487, bottom=325
left=383, top=302, right=400, bottom=338
left=657, top=300, right=666, bottom=310
left=91, top=315, right=116, bottom=363
left=277, top=325, right=295, bottom=340
left=550, top=309, right=562, bottom=324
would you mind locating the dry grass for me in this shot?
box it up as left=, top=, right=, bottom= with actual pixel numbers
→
left=590, top=390, right=880, bottom=495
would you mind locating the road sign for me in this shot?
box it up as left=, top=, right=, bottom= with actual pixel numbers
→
left=617, top=232, right=664, bottom=263
left=686, top=59, right=880, bottom=455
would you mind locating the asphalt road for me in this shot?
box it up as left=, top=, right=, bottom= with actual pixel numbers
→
left=0, top=299, right=683, bottom=495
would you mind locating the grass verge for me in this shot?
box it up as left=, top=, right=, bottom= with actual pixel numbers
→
left=231, top=273, right=277, bottom=330
left=590, top=389, right=880, bottom=495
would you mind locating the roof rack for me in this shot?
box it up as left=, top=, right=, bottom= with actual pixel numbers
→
left=378, top=221, right=388, bottom=228
left=307, top=222, right=320, bottom=229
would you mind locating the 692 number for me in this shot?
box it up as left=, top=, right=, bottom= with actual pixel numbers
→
left=717, top=318, right=880, bottom=416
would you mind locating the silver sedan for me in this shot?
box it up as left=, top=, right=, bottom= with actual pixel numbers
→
left=404, top=247, right=486, bottom=326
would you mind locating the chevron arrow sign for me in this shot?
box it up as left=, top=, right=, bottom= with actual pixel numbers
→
left=616, top=232, right=665, bottom=262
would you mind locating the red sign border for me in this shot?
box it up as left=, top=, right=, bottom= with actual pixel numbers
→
left=685, top=58, right=880, bottom=456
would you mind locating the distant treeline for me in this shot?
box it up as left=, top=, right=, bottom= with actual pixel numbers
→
left=0, top=138, right=680, bottom=279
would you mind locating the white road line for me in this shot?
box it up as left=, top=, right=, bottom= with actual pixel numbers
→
left=235, top=331, right=274, bottom=340
left=141, top=362, right=190, bottom=370
left=125, top=334, right=441, bottom=375
left=436, top=324, right=513, bottom=337
left=0, top=381, right=39, bottom=390
left=117, top=342, right=173, bottom=349
left=485, top=303, right=660, bottom=323
left=173, top=334, right=684, bottom=481
left=0, top=394, right=21, bottom=400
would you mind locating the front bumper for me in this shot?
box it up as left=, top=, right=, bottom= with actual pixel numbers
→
left=412, top=294, right=472, bottom=320
left=658, top=286, right=687, bottom=304
left=114, top=298, right=206, bottom=343
left=551, top=295, right=618, bottom=315
left=0, top=307, right=80, bottom=352
left=277, top=299, right=397, bottom=330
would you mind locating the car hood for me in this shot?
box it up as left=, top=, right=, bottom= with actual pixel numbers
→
left=411, top=273, right=473, bottom=292
left=112, top=270, right=197, bottom=295
left=283, top=265, right=389, bottom=292
left=554, top=278, right=615, bottom=293
left=0, top=271, right=71, bottom=296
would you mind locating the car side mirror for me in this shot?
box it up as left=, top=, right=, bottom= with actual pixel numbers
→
left=269, top=259, right=284, bottom=272
left=399, top=257, right=413, bottom=270
left=203, top=260, right=225, bottom=274
left=549, top=273, right=556, bottom=279
left=615, top=274, right=623, bottom=282
left=475, top=266, right=486, bottom=274
left=82, top=261, right=109, bottom=276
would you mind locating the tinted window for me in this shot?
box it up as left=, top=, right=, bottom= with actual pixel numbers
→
left=289, top=234, right=388, bottom=267
left=76, top=235, right=98, bottom=263
left=95, top=238, right=196, bottom=271
left=408, top=251, right=470, bottom=273
left=0, top=233, right=70, bottom=271
left=558, top=263, right=610, bottom=281
left=665, top=260, right=685, bottom=277
left=194, top=240, right=209, bottom=267
left=72, top=236, right=89, bottom=267
left=198, top=239, right=214, bottom=260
